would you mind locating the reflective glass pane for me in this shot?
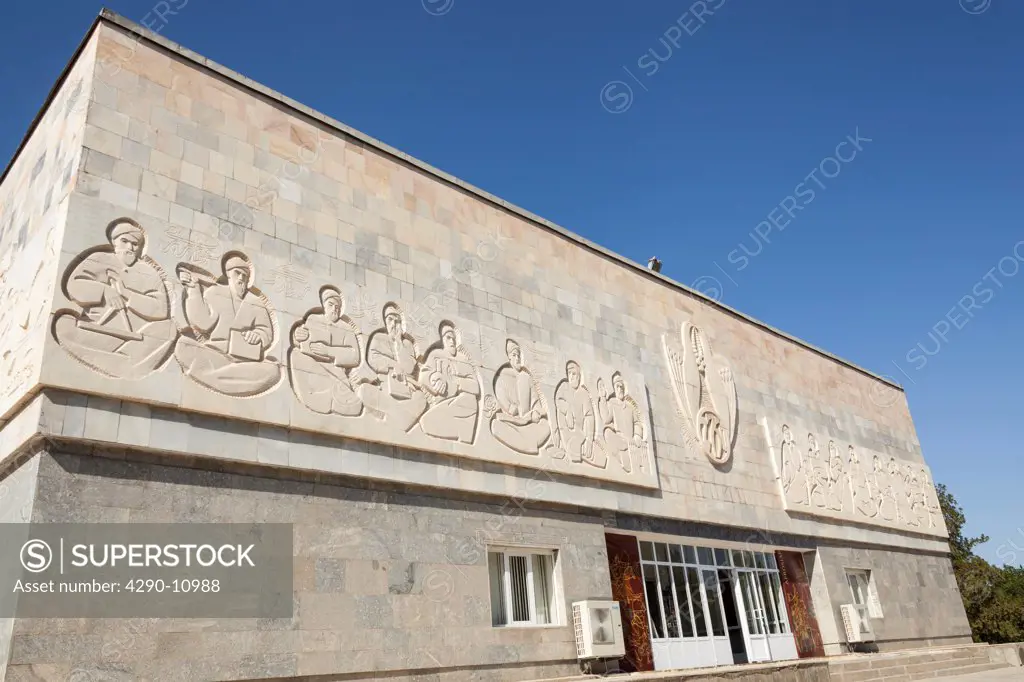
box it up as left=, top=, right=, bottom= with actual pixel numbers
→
left=643, top=564, right=666, bottom=639
left=766, top=553, right=778, bottom=570
left=673, top=566, right=695, bottom=638
left=754, top=552, right=766, bottom=569
left=758, top=572, right=778, bottom=634
left=669, top=544, right=683, bottom=564
left=640, top=541, right=655, bottom=562
left=686, top=567, right=708, bottom=637
left=740, top=572, right=762, bottom=635
left=532, top=554, right=553, bottom=624
left=697, top=547, right=714, bottom=566
left=658, top=565, right=680, bottom=637
left=684, top=545, right=697, bottom=564
left=703, top=570, right=726, bottom=637
left=488, top=552, right=507, bottom=626
left=743, top=551, right=755, bottom=568
left=714, top=548, right=730, bottom=566
left=771, top=572, right=789, bottom=633
left=509, top=555, right=531, bottom=622
left=847, top=572, right=868, bottom=606
left=731, top=549, right=744, bottom=567
left=655, top=543, right=669, bottom=563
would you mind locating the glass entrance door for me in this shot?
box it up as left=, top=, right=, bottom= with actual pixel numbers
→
left=638, top=540, right=734, bottom=670
left=729, top=550, right=798, bottom=663
left=734, top=570, right=771, bottom=663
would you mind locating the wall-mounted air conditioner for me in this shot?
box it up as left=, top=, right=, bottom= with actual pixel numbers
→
left=572, top=600, right=625, bottom=659
left=841, top=603, right=875, bottom=643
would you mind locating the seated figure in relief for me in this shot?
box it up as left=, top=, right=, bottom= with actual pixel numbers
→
left=289, top=286, right=365, bottom=417
left=849, top=446, right=879, bottom=519
left=418, top=321, right=481, bottom=444
left=53, top=218, right=176, bottom=379
left=358, top=303, right=429, bottom=431
left=780, top=424, right=809, bottom=506
left=173, top=252, right=281, bottom=397
left=486, top=339, right=551, bottom=455
left=807, top=434, right=829, bottom=508
left=596, top=373, right=648, bottom=474
left=825, top=441, right=847, bottom=513
left=552, top=361, right=601, bottom=467
left=874, top=456, right=899, bottom=522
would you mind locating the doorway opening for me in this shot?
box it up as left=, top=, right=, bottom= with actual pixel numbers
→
left=718, top=570, right=748, bottom=665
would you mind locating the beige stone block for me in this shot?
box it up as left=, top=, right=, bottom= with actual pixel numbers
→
left=179, top=159, right=203, bottom=188
left=140, top=169, right=176, bottom=201
left=202, top=170, right=227, bottom=196
left=96, top=176, right=139, bottom=210
left=82, top=124, right=123, bottom=158
left=149, top=148, right=182, bottom=179
left=169, top=202, right=194, bottom=228
left=137, top=192, right=170, bottom=221
left=110, top=159, right=142, bottom=189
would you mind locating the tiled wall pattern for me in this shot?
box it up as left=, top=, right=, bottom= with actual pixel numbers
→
left=0, top=36, right=97, bottom=419
left=2, top=19, right=948, bottom=546
left=7, top=450, right=605, bottom=681
left=813, top=545, right=972, bottom=652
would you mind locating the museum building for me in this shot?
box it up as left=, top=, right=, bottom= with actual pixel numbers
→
left=0, top=10, right=972, bottom=681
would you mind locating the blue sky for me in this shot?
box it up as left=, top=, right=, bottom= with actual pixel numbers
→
left=2, top=1, right=1021, bottom=563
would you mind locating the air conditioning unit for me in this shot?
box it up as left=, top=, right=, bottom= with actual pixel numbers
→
left=841, top=604, right=874, bottom=643
left=572, top=600, right=625, bottom=660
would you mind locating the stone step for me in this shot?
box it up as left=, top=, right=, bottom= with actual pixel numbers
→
left=924, top=661, right=1016, bottom=678
left=829, top=645, right=1015, bottom=682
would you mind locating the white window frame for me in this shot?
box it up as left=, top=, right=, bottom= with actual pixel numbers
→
left=488, top=546, right=561, bottom=628
left=845, top=568, right=883, bottom=622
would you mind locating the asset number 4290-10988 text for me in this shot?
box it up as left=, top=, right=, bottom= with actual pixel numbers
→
left=125, top=579, right=221, bottom=592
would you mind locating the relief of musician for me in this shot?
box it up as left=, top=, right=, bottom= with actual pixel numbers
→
left=53, top=218, right=175, bottom=379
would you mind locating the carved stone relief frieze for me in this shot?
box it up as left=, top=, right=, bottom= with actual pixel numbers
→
left=663, top=318, right=738, bottom=465
left=484, top=338, right=553, bottom=456
left=288, top=285, right=367, bottom=418
left=53, top=218, right=176, bottom=380
left=173, top=250, right=282, bottom=397
left=417, top=320, right=482, bottom=444
left=44, top=217, right=659, bottom=488
left=763, top=417, right=945, bottom=536
left=595, top=372, right=650, bottom=474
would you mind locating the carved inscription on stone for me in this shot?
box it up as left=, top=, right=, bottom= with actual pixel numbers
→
left=53, top=218, right=176, bottom=379
left=174, top=251, right=282, bottom=397
left=161, top=225, right=217, bottom=265
left=663, top=319, right=738, bottom=465
left=763, top=417, right=944, bottom=535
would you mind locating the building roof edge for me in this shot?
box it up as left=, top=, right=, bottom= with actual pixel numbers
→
left=7, top=8, right=905, bottom=392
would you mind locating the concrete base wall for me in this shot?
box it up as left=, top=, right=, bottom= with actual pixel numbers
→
left=5, top=448, right=608, bottom=682
left=0, top=446, right=977, bottom=681
left=0, top=453, right=40, bottom=682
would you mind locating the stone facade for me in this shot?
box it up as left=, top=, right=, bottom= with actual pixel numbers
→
left=809, top=545, right=972, bottom=654
left=7, top=449, right=604, bottom=681
left=0, top=10, right=972, bottom=681
left=0, top=30, right=96, bottom=420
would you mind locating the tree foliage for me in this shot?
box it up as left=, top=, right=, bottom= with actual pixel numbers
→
left=939, top=483, right=1024, bottom=643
